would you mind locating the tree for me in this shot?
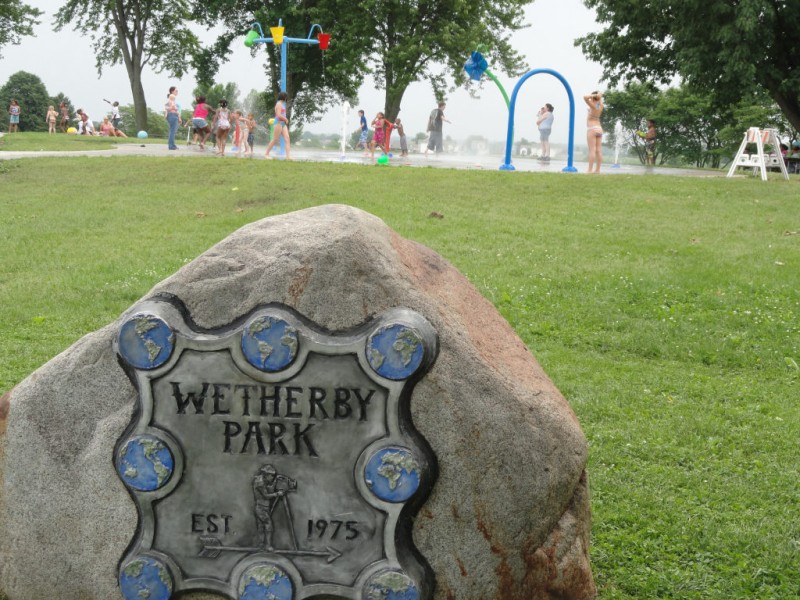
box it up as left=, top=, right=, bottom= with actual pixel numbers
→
left=192, top=0, right=365, bottom=128
left=0, top=71, right=51, bottom=132
left=192, top=82, right=241, bottom=113
left=54, top=0, right=201, bottom=131
left=0, top=1, right=41, bottom=59
left=194, top=0, right=532, bottom=128
left=578, top=0, right=800, bottom=131
left=356, top=0, right=531, bottom=122
left=603, top=82, right=791, bottom=168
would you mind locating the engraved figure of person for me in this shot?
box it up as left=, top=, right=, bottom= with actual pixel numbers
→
left=253, top=464, right=287, bottom=550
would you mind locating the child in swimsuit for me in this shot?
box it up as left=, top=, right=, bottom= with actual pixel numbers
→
left=214, top=98, right=231, bottom=156
left=370, top=112, right=385, bottom=159
left=264, top=92, right=291, bottom=160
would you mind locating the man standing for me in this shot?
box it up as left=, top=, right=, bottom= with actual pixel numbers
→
left=425, top=101, right=450, bottom=155
left=536, top=103, right=554, bottom=162
left=252, top=464, right=287, bottom=551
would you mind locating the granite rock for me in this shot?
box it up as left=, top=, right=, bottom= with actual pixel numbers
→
left=0, top=204, right=594, bottom=599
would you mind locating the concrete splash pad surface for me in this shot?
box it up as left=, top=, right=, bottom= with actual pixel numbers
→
left=0, top=142, right=725, bottom=177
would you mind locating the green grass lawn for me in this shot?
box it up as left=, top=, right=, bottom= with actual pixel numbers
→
left=1, top=153, right=799, bottom=598
left=0, top=130, right=155, bottom=152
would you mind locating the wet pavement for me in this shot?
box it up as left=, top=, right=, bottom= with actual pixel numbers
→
left=0, top=142, right=726, bottom=177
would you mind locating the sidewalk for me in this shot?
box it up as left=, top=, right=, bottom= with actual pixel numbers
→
left=0, top=142, right=725, bottom=177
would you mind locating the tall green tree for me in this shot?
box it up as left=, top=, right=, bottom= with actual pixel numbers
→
left=194, top=0, right=531, bottom=127
left=359, top=0, right=531, bottom=122
left=604, top=82, right=790, bottom=168
left=54, top=0, right=200, bottom=131
left=0, top=71, right=51, bottom=132
left=0, top=1, right=41, bottom=59
left=192, top=0, right=364, bottom=128
left=578, top=1, right=800, bottom=131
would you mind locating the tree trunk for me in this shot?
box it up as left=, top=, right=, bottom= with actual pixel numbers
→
left=130, top=67, right=148, bottom=132
left=769, top=87, right=800, bottom=133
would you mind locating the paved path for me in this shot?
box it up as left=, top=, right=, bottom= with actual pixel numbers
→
left=0, top=142, right=725, bottom=177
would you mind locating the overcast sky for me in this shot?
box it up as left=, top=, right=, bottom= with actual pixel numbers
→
left=1, top=0, right=604, bottom=144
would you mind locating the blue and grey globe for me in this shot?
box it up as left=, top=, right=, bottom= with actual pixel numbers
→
left=116, top=435, right=174, bottom=492
left=241, top=315, right=299, bottom=372
left=119, top=556, right=172, bottom=600
left=366, top=324, right=424, bottom=380
left=364, top=570, right=420, bottom=600
left=364, top=447, right=421, bottom=502
left=118, top=314, right=175, bottom=369
left=238, top=564, right=293, bottom=600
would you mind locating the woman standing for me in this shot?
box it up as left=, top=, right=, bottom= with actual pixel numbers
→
left=8, top=99, right=20, bottom=133
left=584, top=91, right=604, bottom=173
left=165, top=86, right=181, bottom=150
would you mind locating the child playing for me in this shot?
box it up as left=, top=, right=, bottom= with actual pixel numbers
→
left=355, top=109, right=368, bottom=153
left=369, top=112, right=386, bottom=158
left=59, top=101, right=70, bottom=133
left=106, top=101, right=127, bottom=137
left=245, top=113, right=256, bottom=158
left=8, top=100, right=20, bottom=133
left=213, top=98, right=231, bottom=156
left=231, top=110, right=244, bottom=158
left=45, top=105, right=57, bottom=134
left=265, top=92, right=291, bottom=160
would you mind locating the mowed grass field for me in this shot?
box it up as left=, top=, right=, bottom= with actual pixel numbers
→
left=1, top=152, right=799, bottom=598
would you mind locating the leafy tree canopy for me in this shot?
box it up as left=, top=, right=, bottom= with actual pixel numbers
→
left=604, top=82, right=790, bottom=168
left=55, top=0, right=201, bottom=131
left=192, top=0, right=365, bottom=127
left=354, top=0, right=531, bottom=121
left=0, top=1, right=41, bottom=59
left=578, top=0, right=800, bottom=131
left=0, top=71, right=52, bottom=133
left=193, top=0, right=532, bottom=127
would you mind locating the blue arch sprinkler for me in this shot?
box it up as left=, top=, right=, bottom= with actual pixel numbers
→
left=499, top=69, right=578, bottom=173
left=244, top=20, right=330, bottom=155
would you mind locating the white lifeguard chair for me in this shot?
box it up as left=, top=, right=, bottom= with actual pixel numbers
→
left=727, top=127, right=788, bottom=181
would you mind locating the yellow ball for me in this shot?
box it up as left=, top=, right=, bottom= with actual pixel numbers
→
left=67, top=127, right=77, bottom=135
left=268, top=118, right=275, bottom=125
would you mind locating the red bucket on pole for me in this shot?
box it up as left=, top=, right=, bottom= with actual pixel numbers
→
left=318, top=33, right=331, bottom=50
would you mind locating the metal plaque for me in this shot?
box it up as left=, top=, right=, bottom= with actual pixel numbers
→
left=114, top=297, right=438, bottom=600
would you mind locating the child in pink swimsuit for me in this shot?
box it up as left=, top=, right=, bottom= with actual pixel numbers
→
left=370, top=112, right=385, bottom=159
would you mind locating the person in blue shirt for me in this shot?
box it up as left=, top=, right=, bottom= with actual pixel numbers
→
left=355, top=109, right=368, bottom=153
left=536, top=103, right=554, bottom=161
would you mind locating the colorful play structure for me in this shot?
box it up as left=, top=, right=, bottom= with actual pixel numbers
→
left=464, top=50, right=577, bottom=173
left=245, top=19, right=330, bottom=155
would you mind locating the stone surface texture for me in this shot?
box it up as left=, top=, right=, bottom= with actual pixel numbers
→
left=0, top=204, right=595, bottom=600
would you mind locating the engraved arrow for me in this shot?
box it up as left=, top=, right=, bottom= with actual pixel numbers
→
left=199, top=536, right=342, bottom=563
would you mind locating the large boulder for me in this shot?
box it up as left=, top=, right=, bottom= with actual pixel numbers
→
left=0, top=204, right=595, bottom=599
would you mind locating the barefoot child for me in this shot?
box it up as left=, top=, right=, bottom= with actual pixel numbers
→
left=245, top=113, right=256, bottom=158
left=213, top=98, right=231, bottom=156
left=264, top=92, right=291, bottom=160
left=45, top=105, right=57, bottom=134
left=369, top=112, right=385, bottom=158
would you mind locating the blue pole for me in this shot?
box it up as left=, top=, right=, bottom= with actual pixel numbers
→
left=499, top=68, right=577, bottom=173
left=250, top=20, right=324, bottom=158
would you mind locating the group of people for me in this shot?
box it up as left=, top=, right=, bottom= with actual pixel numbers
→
left=171, top=87, right=288, bottom=159
left=538, top=92, right=656, bottom=172
left=6, top=98, right=128, bottom=137
left=354, top=109, right=409, bottom=158
left=352, top=101, right=452, bottom=158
